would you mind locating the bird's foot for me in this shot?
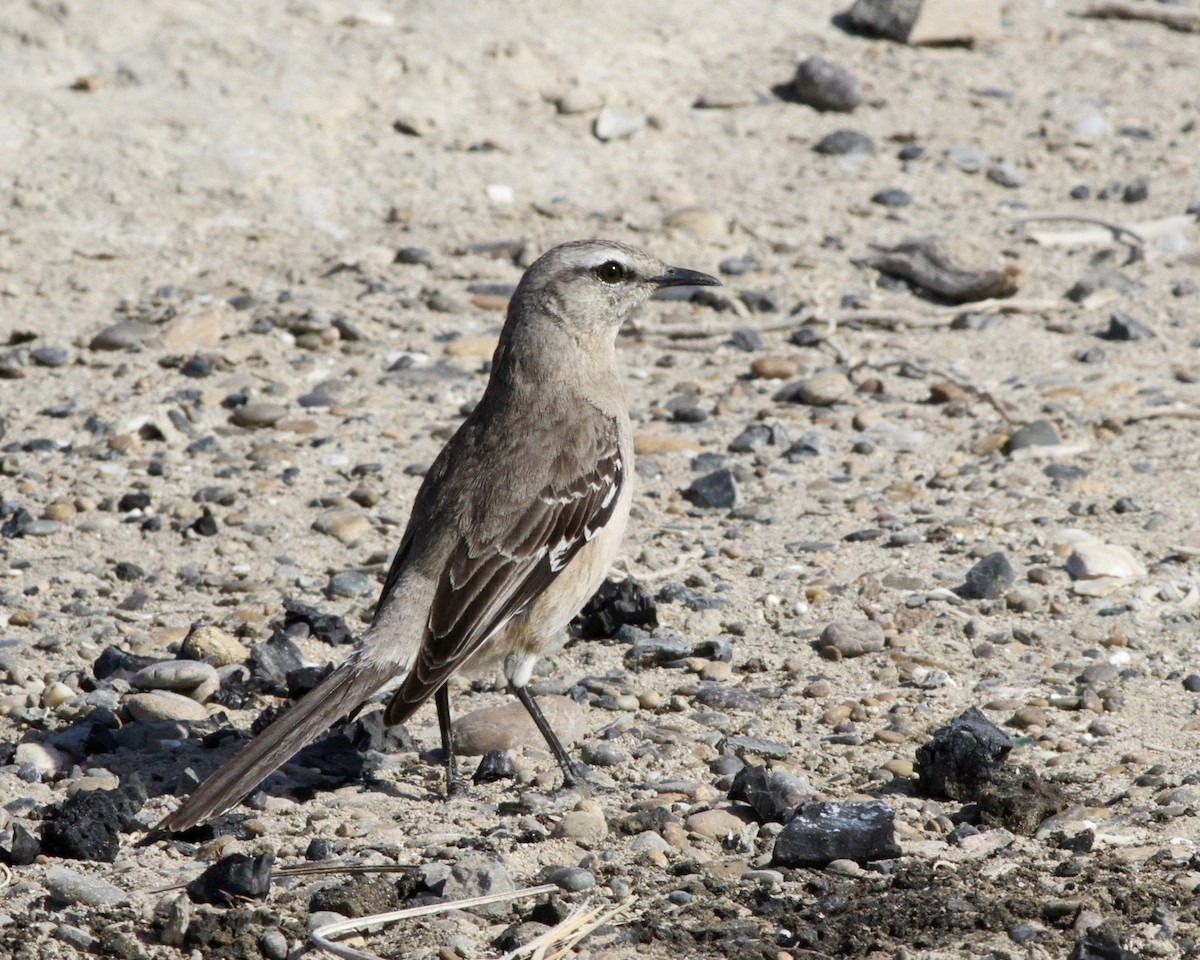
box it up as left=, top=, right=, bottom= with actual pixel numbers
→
left=444, top=775, right=468, bottom=799
left=559, top=762, right=615, bottom=795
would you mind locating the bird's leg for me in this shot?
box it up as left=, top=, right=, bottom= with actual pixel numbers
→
left=511, top=683, right=592, bottom=786
left=435, top=685, right=466, bottom=797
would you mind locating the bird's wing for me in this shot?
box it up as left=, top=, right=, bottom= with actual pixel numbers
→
left=383, top=421, right=625, bottom=724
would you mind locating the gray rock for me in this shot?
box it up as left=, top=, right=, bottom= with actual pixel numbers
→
left=22, top=519, right=63, bottom=537
left=730, top=765, right=813, bottom=822
left=125, top=690, right=209, bottom=722
left=44, top=866, right=126, bottom=906
left=625, top=634, right=692, bottom=668
left=813, top=130, right=875, bottom=155
left=89, top=320, right=156, bottom=351
left=441, top=854, right=516, bottom=918
left=793, top=57, right=864, bottom=113
left=230, top=401, right=288, bottom=428
left=773, top=800, right=901, bottom=867
left=987, top=161, right=1025, bottom=188
left=1002, top=420, right=1060, bottom=454
left=729, top=424, right=772, bottom=453
left=960, top=552, right=1016, bottom=600
left=799, top=370, right=853, bottom=406
left=693, top=681, right=765, bottom=712
left=30, top=346, right=70, bottom=367
left=327, top=570, right=374, bottom=597
left=538, top=866, right=595, bottom=892
left=845, top=0, right=923, bottom=41
left=871, top=187, right=913, bottom=207
left=947, top=144, right=989, bottom=173
left=719, top=734, right=790, bottom=761
left=683, top=469, right=738, bottom=509
left=133, top=660, right=220, bottom=698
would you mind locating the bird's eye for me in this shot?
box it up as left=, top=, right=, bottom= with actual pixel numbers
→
left=594, top=260, right=626, bottom=284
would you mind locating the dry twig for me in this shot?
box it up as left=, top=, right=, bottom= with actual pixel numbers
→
left=1083, top=2, right=1200, bottom=33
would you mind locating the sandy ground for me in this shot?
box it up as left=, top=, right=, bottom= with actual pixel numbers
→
left=2, top=0, right=1200, bottom=957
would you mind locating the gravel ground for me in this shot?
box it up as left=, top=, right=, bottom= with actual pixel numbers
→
left=2, top=1, right=1200, bottom=958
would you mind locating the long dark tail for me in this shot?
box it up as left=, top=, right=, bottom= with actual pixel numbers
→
left=156, top=657, right=392, bottom=834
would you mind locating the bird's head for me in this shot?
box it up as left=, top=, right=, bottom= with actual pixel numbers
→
left=511, top=239, right=721, bottom=338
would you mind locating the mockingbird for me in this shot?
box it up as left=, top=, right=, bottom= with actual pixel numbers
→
left=157, top=239, right=720, bottom=832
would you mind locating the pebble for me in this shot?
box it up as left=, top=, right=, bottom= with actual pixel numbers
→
left=451, top=695, right=585, bottom=755
left=44, top=867, right=126, bottom=907
left=946, top=145, right=989, bottom=173
left=309, top=506, right=369, bottom=544
left=260, top=930, right=289, bottom=960
left=627, top=830, right=673, bottom=866
left=1066, top=543, right=1145, bottom=580
left=538, top=866, right=595, bottom=893
left=14, top=741, right=66, bottom=778
left=684, top=806, right=754, bottom=839
left=1102, top=311, right=1155, bottom=341
left=553, top=801, right=609, bottom=847
left=818, top=619, right=885, bottom=658
left=125, top=690, right=210, bottom=722
left=749, top=357, right=798, bottom=379
left=230, top=401, right=288, bottom=428
left=441, top=855, right=516, bottom=918
left=915, top=707, right=1013, bottom=800
left=31, top=346, right=69, bottom=367
left=89, top=320, right=156, bottom=351
left=719, top=734, right=790, bottom=761
left=813, top=130, right=875, bottom=155
left=987, top=161, right=1025, bottom=188
left=180, top=624, right=247, bottom=665
left=327, top=570, right=373, bottom=597
left=871, top=187, right=912, bottom=207
left=730, top=766, right=812, bottom=822
left=960, top=552, right=1016, bottom=600
left=798, top=371, right=852, bottom=406
left=793, top=57, right=864, bottom=113
left=1002, top=420, right=1059, bottom=454
left=593, top=106, right=646, bottom=141
left=133, top=660, right=219, bottom=701
left=683, top=469, right=739, bottom=509
left=188, top=852, right=274, bottom=906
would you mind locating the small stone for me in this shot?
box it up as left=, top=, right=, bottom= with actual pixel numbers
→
left=44, top=867, right=126, bottom=907
left=987, top=161, right=1024, bottom=188
left=180, top=624, right=247, bottom=666
left=662, top=207, right=728, bottom=239
left=538, top=866, right=595, bottom=893
left=1122, top=177, right=1149, bottom=203
left=1066, top=543, right=1145, bottom=580
left=683, top=469, right=739, bottom=510
left=718, top=734, right=790, bottom=761
left=553, top=801, right=609, bottom=847
left=773, top=801, right=901, bottom=867
left=750, top=357, right=798, bottom=379
left=162, top=306, right=224, bottom=351
left=729, top=766, right=813, bottom=822
left=187, top=853, right=274, bottom=906
left=625, top=634, right=692, bottom=668
left=260, top=930, right=289, bottom=960
left=593, top=106, right=646, bottom=141
left=312, top=509, right=372, bottom=545
left=1101, top=311, right=1155, bottom=341
left=813, top=130, right=875, bottom=155
left=793, top=57, right=864, bottom=113
left=1002, top=420, right=1060, bottom=455
left=231, top=402, right=288, bottom=428
left=685, top=807, right=755, bottom=840
left=947, top=144, right=989, bottom=173
left=14, top=742, right=66, bottom=778
left=125, top=691, right=209, bottom=722
left=132, top=660, right=219, bottom=701
left=327, top=571, right=374, bottom=597
left=818, top=619, right=885, bottom=658
left=473, top=750, right=516, bottom=783
left=627, top=830, right=673, bottom=866
left=871, top=187, right=913, bottom=207
left=89, top=320, right=156, bottom=351
left=440, top=855, right=516, bottom=918
left=960, top=552, right=1016, bottom=600
left=452, top=695, right=586, bottom=756
left=31, top=346, right=70, bottom=367
left=799, top=371, right=852, bottom=406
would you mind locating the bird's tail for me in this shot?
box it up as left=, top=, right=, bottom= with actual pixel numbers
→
left=155, top=655, right=392, bottom=834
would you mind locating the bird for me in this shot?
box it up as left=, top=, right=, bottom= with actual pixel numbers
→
left=156, top=239, right=721, bottom=833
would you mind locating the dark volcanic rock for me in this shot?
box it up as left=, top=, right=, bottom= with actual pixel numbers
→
left=773, top=800, right=901, bottom=867
left=574, top=577, right=657, bottom=638
left=683, top=469, right=739, bottom=509
left=958, top=552, right=1016, bottom=600
left=41, top=781, right=146, bottom=863
left=283, top=598, right=353, bottom=646
left=187, top=852, right=274, bottom=906
left=730, top=765, right=813, bottom=822
left=977, top=765, right=1067, bottom=835
left=916, top=707, right=1012, bottom=800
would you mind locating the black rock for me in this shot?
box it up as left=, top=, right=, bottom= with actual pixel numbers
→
left=282, top=598, right=353, bottom=646
left=813, top=130, right=875, bottom=155
left=187, top=852, right=274, bottom=906
left=729, top=766, right=812, bottom=823
left=573, top=578, right=657, bottom=639
left=773, top=800, right=901, bottom=867
left=1002, top=419, right=1060, bottom=455
left=92, top=645, right=160, bottom=681
left=113, top=561, right=145, bottom=582
left=729, top=424, right=773, bottom=453
left=793, top=56, right=864, bottom=113
left=473, top=749, right=517, bottom=783
left=41, top=781, right=146, bottom=863
left=738, top=290, right=780, bottom=313
left=656, top=582, right=722, bottom=611
left=683, top=469, right=738, bottom=509
left=1, top=507, right=33, bottom=538
left=286, top=664, right=331, bottom=700
left=0, top=823, right=40, bottom=865
left=959, top=552, right=1016, bottom=600
left=117, top=492, right=151, bottom=512
left=1101, top=311, right=1156, bottom=341
left=915, top=707, right=1012, bottom=800
left=305, top=837, right=332, bottom=861
left=1121, top=177, right=1149, bottom=203
left=290, top=733, right=366, bottom=785
left=691, top=636, right=732, bottom=662
left=190, top=507, right=219, bottom=537
left=1068, top=932, right=1137, bottom=960
left=250, top=634, right=306, bottom=695
left=1183, top=674, right=1200, bottom=693
left=729, top=327, right=763, bottom=352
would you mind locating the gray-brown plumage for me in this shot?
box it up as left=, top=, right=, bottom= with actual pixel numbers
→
left=156, top=239, right=719, bottom=833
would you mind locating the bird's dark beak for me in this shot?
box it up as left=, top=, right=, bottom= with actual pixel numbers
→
left=654, top=265, right=721, bottom=288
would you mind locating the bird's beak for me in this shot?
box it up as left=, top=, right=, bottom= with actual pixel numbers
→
left=654, top=265, right=722, bottom=288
